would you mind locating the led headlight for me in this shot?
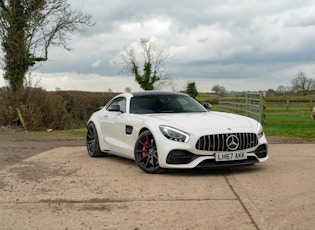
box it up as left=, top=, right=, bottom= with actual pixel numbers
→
left=257, top=123, right=264, bottom=138
left=159, top=125, right=190, bottom=142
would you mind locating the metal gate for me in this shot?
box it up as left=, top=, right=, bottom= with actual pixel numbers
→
left=245, top=92, right=265, bottom=124
left=218, top=92, right=265, bottom=124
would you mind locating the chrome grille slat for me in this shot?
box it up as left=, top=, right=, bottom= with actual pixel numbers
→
left=208, top=136, right=215, bottom=151
left=223, top=134, right=226, bottom=151
left=242, top=133, right=246, bottom=149
left=196, top=133, right=258, bottom=151
left=217, top=135, right=221, bottom=151
left=248, top=133, right=251, bottom=149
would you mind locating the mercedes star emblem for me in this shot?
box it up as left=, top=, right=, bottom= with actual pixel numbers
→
left=226, top=135, right=239, bottom=151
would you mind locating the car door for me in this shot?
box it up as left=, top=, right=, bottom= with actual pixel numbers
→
left=100, top=97, right=128, bottom=152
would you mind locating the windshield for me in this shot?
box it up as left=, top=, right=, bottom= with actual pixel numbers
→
left=130, top=94, right=207, bottom=114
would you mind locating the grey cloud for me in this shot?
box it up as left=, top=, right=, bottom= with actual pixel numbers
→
left=34, top=0, right=315, bottom=91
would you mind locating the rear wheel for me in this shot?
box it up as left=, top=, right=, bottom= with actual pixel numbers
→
left=134, top=130, right=163, bottom=174
left=86, top=122, right=108, bottom=157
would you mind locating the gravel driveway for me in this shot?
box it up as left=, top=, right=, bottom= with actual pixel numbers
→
left=0, top=131, right=314, bottom=229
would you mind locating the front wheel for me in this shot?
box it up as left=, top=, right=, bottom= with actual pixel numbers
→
left=134, top=130, right=163, bottom=174
left=86, top=122, right=108, bottom=157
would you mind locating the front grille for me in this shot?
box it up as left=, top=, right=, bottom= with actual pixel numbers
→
left=196, top=133, right=258, bottom=151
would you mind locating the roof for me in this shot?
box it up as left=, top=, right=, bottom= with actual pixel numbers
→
left=130, top=91, right=186, bottom=97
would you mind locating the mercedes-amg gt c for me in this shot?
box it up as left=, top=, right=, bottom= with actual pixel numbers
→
left=86, top=91, right=268, bottom=173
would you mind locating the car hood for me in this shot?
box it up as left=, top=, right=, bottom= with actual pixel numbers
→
left=147, top=111, right=258, bottom=134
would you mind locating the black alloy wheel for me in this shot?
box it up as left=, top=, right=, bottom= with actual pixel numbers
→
left=134, top=130, right=163, bottom=174
left=86, top=122, right=108, bottom=157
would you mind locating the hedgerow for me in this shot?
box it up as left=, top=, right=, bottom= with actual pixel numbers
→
left=0, top=87, right=118, bottom=130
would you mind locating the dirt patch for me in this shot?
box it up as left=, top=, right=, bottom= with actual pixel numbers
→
left=266, top=135, right=315, bottom=144
left=0, top=130, right=85, bottom=170
left=8, top=161, right=78, bottom=182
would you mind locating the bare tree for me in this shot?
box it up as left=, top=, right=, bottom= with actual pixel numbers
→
left=0, top=0, right=94, bottom=93
left=276, top=85, right=286, bottom=95
left=119, top=38, right=173, bottom=90
left=125, top=87, right=132, bottom=92
left=212, top=84, right=226, bottom=95
left=291, top=71, right=315, bottom=95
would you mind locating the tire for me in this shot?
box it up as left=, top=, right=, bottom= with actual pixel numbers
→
left=134, top=130, right=163, bottom=174
left=86, top=122, right=108, bottom=157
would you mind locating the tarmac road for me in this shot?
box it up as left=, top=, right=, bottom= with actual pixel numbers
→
left=0, top=144, right=314, bottom=229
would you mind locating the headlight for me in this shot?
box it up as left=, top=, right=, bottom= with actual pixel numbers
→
left=257, top=123, right=264, bottom=138
left=159, top=125, right=190, bottom=142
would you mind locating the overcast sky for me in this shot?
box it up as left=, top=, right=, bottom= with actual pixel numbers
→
left=1, top=0, right=315, bottom=92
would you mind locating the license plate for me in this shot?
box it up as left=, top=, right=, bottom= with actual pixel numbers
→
left=215, top=151, right=247, bottom=162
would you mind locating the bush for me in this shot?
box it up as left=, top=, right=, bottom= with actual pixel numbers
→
left=55, top=91, right=118, bottom=128
left=0, top=89, right=16, bottom=125
left=0, top=88, right=118, bottom=130
left=196, top=93, right=220, bottom=104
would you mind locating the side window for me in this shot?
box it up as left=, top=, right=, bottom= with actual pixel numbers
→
left=106, top=97, right=126, bottom=113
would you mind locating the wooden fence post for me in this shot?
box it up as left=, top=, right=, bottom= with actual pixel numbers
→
left=262, top=92, right=266, bottom=124
left=16, top=107, right=27, bottom=130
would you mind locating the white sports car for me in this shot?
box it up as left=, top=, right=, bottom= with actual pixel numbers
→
left=86, top=91, right=268, bottom=173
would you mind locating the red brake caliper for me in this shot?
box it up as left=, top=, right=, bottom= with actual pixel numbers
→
left=141, top=140, right=149, bottom=160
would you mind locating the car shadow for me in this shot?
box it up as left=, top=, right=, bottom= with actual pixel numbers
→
left=165, top=164, right=265, bottom=177
left=97, top=154, right=266, bottom=176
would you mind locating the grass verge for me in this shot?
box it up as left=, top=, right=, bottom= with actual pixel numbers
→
left=0, top=128, right=87, bottom=136
left=263, top=123, right=315, bottom=139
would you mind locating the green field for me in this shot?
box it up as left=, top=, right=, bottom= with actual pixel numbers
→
left=263, top=123, right=314, bottom=138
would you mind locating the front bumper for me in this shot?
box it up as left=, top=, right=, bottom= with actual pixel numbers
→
left=159, top=143, right=268, bottom=169
left=155, top=129, right=269, bottom=169
left=169, top=144, right=268, bottom=168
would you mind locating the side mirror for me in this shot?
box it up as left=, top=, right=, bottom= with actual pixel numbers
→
left=203, top=102, right=212, bottom=110
left=108, top=104, right=121, bottom=112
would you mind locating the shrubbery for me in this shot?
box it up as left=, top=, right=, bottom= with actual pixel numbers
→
left=0, top=87, right=118, bottom=130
